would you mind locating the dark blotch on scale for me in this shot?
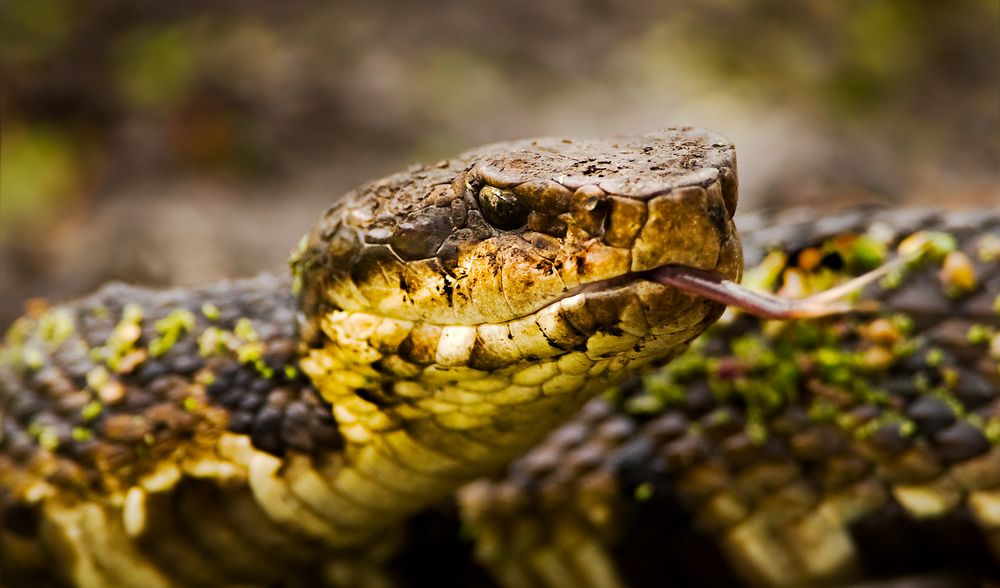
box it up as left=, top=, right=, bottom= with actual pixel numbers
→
left=1, top=502, right=40, bottom=537
left=136, top=361, right=170, bottom=384
left=608, top=438, right=656, bottom=488
left=166, top=341, right=203, bottom=375
left=682, top=381, right=716, bottom=416
left=954, top=371, right=997, bottom=409
left=595, top=416, right=637, bottom=445
left=866, top=423, right=914, bottom=457
left=202, top=356, right=342, bottom=456
left=251, top=405, right=285, bottom=456
left=883, top=375, right=920, bottom=400
left=240, top=392, right=266, bottom=413
left=906, top=396, right=956, bottom=436
left=933, top=421, right=989, bottom=464
left=885, top=275, right=957, bottom=329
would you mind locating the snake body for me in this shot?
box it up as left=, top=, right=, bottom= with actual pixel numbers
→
left=461, top=208, right=1000, bottom=588
left=1, top=129, right=998, bottom=587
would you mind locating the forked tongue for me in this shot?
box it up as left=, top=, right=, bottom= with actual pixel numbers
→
left=646, top=233, right=938, bottom=320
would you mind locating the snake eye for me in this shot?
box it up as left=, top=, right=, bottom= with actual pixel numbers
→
left=478, top=186, right=530, bottom=231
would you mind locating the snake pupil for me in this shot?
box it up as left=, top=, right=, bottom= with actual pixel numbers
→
left=478, top=186, right=530, bottom=231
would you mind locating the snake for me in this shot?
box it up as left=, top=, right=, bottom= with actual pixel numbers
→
left=0, top=128, right=997, bottom=587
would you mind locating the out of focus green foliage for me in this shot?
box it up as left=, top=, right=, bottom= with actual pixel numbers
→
left=673, top=0, right=998, bottom=119
left=0, top=127, right=79, bottom=236
left=114, top=27, right=199, bottom=110
left=1, top=0, right=994, bottom=196
left=0, top=0, right=73, bottom=63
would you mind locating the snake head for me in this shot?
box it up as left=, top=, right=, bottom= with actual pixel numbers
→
left=297, top=128, right=740, bottom=324
left=294, top=128, right=741, bottom=454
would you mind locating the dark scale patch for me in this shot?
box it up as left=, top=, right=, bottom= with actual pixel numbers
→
left=610, top=480, right=745, bottom=588
left=592, top=418, right=741, bottom=587
left=849, top=500, right=995, bottom=579
left=1, top=501, right=40, bottom=537
left=954, top=371, right=997, bottom=409
left=907, top=396, right=956, bottom=435
left=203, top=358, right=341, bottom=457
left=388, top=504, right=497, bottom=588
left=0, top=273, right=343, bottom=498
left=933, top=421, right=990, bottom=464
left=865, top=422, right=914, bottom=456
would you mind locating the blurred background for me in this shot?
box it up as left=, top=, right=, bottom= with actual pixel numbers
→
left=2, top=0, right=998, bottom=326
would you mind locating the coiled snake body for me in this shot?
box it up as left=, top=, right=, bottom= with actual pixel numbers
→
left=1, top=129, right=997, bottom=587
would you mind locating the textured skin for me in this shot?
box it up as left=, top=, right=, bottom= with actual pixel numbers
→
left=459, top=208, right=1000, bottom=587
left=0, top=276, right=349, bottom=586
left=1, top=129, right=742, bottom=587
left=0, top=130, right=997, bottom=586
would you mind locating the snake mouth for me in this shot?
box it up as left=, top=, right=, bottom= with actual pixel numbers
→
left=541, top=262, right=726, bottom=313
left=573, top=270, right=670, bottom=296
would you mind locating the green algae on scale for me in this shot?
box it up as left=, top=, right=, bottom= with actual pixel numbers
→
left=89, top=303, right=145, bottom=372
left=200, top=302, right=221, bottom=321
left=36, top=308, right=75, bottom=348
left=625, top=311, right=920, bottom=445
left=620, top=228, right=999, bottom=450
left=939, top=251, right=978, bottom=299
left=1, top=306, right=76, bottom=372
left=197, top=316, right=274, bottom=378
left=879, top=231, right=957, bottom=291
left=977, top=234, right=1000, bottom=263
left=148, top=308, right=196, bottom=357
left=80, top=400, right=103, bottom=421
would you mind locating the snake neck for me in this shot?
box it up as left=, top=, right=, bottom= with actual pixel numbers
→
left=294, top=297, right=709, bottom=546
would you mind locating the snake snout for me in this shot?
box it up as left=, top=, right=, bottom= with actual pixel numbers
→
left=628, top=182, right=736, bottom=275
